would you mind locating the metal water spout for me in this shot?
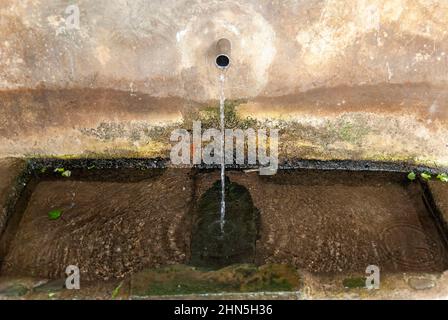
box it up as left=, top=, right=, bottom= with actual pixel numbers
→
left=215, top=38, right=231, bottom=69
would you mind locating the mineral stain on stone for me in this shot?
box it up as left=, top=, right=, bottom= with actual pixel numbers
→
left=190, top=177, right=260, bottom=268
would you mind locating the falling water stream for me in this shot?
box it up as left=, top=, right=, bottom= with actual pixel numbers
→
left=219, top=72, right=226, bottom=234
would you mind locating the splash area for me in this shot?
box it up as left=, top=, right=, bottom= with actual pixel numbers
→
left=0, top=159, right=447, bottom=299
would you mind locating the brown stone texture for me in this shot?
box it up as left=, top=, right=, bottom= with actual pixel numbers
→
left=427, top=180, right=448, bottom=231
left=196, top=171, right=448, bottom=274
left=1, top=169, right=193, bottom=281
left=2, top=1, right=448, bottom=99
left=0, top=158, right=26, bottom=237
left=0, top=168, right=448, bottom=298
left=3, top=169, right=448, bottom=281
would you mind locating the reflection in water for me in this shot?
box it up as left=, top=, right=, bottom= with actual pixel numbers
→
left=190, top=177, right=260, bottom=268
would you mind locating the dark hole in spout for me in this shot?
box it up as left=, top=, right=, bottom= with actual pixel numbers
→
left=215, top=55, right=230, bottom=68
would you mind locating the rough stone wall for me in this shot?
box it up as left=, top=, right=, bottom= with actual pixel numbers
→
left=0, top=0, right=447, bottom=165
left=0, top=159, right=27, bottom=239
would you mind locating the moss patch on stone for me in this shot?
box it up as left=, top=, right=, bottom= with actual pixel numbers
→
left=343, top=277, right=366, bottom=289
left=130, top=264, right=301, bottom=297
left=0, top=283, right=29, bottom=297
left=183, top=100, right=258, bottom=131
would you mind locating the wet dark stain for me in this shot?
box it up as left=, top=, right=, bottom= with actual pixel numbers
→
left=190, top=176, right=260, bottom=269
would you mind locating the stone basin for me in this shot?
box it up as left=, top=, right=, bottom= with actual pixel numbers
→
left=0, top=158, right=447, bottom=299
left=2, top=0, right=448, bottom=301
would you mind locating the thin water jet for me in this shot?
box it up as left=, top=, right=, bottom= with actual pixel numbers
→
left=215, top=38, right=231, bottom=234
left=219, top=72, right=226, bottom=233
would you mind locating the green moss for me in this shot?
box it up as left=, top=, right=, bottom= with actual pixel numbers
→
left=184, top=100, right=258, bottom=131
left=332, top=119, right=370, bottom=144
left=343, top=277, right=366, bottom=289
left=0, top=283, right=29, bottom=297
left=143, top=279, right=233, bottom=296
left=131, top=264, right=301, bottom=297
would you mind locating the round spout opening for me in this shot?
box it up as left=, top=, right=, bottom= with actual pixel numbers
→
left=215, top=38, right=231, bottom=69
left=216, top=54, right=230, bottom=68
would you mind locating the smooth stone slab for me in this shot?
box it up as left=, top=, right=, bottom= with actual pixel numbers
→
left=408, top=277, right=436, bottom=290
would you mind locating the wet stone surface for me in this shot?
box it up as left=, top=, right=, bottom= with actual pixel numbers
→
left=0, top=283, right=29, bottom=297
left=427, top=180, right=448, bottom=232
left=0, top=168, right=193, bottom=281
left=407, top=277, right=436, bottom=290
left=197, top=170, right=448, bottom=274
left=190, top=177, right=260, bottom=268
left=33, top=279, right=66, bottom=293
left=0, top=158, right=27, bottom=237
left=0, top=166, right=447, bottom=287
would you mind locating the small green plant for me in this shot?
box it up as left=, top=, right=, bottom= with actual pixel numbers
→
left=437, top=173, right=448, bottom=182
left=48, top=209, right=62, bottom=220
left=61, top=170, right=71, bottom=177
left=421, top=172, right=432, bottom=181
left=87, top=165, right=96, bottom=170
left=407, top=172, right=416, bottom=181
left=409, top=170, right=448, bottom=183
left=54, top=168, right=71, bottom=177
left=40, top=167, right=47, bottom=173
left=111, top=282, right=123, bottom=299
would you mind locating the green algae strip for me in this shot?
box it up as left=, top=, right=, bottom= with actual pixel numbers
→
left=130, top=264, right=301, bottom=297
left=343, top=277, right=366, bottom=289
